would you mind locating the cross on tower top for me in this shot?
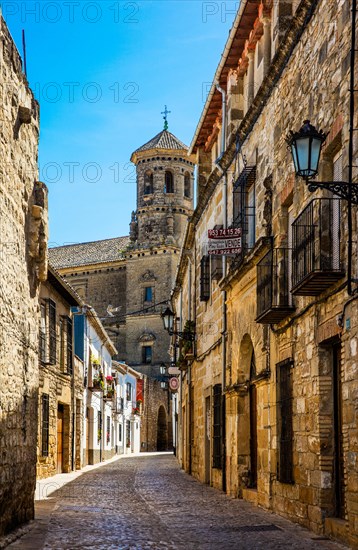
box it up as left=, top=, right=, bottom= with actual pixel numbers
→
left=161, top=105, right=171, bottom=130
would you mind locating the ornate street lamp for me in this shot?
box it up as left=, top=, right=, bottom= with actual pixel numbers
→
left=161, top=306, right=175, bottom=332
left=286, top=120, right=358, bottom=204
left=161, top=307, right=195, bottom=341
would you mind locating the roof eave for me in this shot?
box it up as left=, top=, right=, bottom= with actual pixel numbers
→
left=189, top=0, right=249, bottom=155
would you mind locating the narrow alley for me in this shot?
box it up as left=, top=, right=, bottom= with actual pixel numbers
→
left=8, top=454, right=346, bottom=550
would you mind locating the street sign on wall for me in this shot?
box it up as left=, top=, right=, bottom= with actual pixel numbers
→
left=169, top=377, right=179, bottom=392
left=208, top=227, right=242, bottom=255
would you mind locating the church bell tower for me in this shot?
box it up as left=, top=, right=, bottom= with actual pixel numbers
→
left=124, top=116, right=195, bottom=381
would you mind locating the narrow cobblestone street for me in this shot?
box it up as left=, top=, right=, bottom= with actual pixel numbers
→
left=7, top=453, right=346, bottom=550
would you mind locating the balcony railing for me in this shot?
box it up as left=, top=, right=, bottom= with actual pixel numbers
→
left=256, top=248, right=295, bottom=323
left=292, top=198, right=345, bottom=295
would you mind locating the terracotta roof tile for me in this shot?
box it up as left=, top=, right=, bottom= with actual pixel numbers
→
left=133, top=130, right=188, bottom=154
left=49, top=236, right=130, bottom=269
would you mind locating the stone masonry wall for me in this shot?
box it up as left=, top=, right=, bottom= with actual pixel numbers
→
left=0, top=16, right=48, bottom=536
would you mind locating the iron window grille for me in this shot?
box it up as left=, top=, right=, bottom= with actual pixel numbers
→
left=66, top=317, right=73, bottom=374
left=48, top=299, right=57, bottom=365
left=39, top=303, right=47, bottom=363
left=277, top=359, right=294, bottom=484
left=232, top=165, right=256, bottom=260
left=200, top=255, right=210, bottom=301
left=292, top=198, right=344, bottom=295
left=256, top=248, right=295, bottom=324
left=41, top=394, right=50, bottom=457
left=213, top=384, right=223, bottom=469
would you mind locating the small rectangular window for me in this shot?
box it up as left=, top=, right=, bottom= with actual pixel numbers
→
left=40, top=303, right=47, bottom=363
left=277, top=359, right=294, bottom=484
left=66, top=317, right=73, bottom=374
left=41, top=394, right=50, bottom=457
left=126, top=382, right=132, bottom=402
left=200, top=256, right=210, bottom=301
left=118, top=423, right=122, bottom=442
left=144, top=287, right=153, bottom=302
left=48, top=299, right=57, bottom=365
left=59, top=318, right=65, bottom=371
left=142, top=346, right=152, bottom=364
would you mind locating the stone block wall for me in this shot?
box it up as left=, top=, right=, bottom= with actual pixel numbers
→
left=0, top=16, right=48, bottom=536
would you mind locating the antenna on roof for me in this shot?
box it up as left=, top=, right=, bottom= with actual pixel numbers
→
left=22, top=29, right=27, bottom=77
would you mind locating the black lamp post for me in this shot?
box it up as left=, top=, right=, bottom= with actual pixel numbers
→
left=286, top=120, right=358, bottom=204
left=287, top=119, right=357, bottom=296
left=161, top=307, right=196, bottom=341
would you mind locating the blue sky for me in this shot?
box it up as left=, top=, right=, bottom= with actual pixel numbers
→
left=3, top=1, right=237, bottom=246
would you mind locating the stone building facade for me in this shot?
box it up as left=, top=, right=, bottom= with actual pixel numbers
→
left=37, top=266, right=83, bottom=478
left=50, top=129, right=195, bottom=452
left=0, top=16, right=48, bottom=536
left=174, top=0, right=358, bottom=547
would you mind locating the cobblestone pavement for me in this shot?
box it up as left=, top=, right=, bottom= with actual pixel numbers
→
left=8, top=453, right=347, bottom=550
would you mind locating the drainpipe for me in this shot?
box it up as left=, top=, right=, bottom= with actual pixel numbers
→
left=216, top=82, right=228, bottom=493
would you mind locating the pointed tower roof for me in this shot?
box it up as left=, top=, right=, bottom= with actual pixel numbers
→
left=130, top=130, right=188, bottom=163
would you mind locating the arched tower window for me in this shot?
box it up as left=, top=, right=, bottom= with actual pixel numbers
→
left=164, top=171, right=174, bottom=193
left=144, top=171, right=153, bottom=195
left=184, top=172, right=191, bottom=198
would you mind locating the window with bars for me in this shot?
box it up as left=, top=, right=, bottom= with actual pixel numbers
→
left=39, top=303, right=47, bottom=363
left=66, top=317, right=73, bottom=374
left=48, top=299, right=57, bottom=365
left=126, top=382, right=132, bottom=402
left=232, top=165, right=256, bottom=255
left=41, top=394, right=50, bottom=457
left=200, top=255, right=210, bottom=301
left=277, top=359, right=294, bottom=484
left=212, top=384, right=223, bottom=469
left=59, top=317, right=65, bottom=371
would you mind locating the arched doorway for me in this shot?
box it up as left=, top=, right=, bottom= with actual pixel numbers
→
left=249, top=351, right=257, bottom=488
left=157, top=406, right=168, bottom=451
left=237, top=334, right=258, bottom=492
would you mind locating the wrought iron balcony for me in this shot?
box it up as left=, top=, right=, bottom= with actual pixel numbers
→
left=256, top=248, right=295, bottom=324
left=292, top=198, right=345, bottom=295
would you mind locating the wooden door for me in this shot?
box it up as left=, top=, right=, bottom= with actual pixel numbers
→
left=249, top=383, right=258, bottom=488
left=333, top=343, right=345, bottom=518
left=205, top=396, right=211, bottom=484
left=57, top=405, right=64, bottom=473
